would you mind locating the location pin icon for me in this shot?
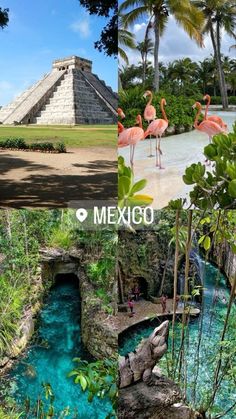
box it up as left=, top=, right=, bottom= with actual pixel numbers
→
left=76, top=208, right=88, bottom=223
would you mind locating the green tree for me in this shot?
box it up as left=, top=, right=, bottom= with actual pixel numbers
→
left=119, top=0, right=204, bottom=92
left=118, top=27, right=136, bottom=65
left=169, top=57, right=198, bottom=87
left=193, top=0, right=236, bottom=109
left=196, top=57, right=216, bottom=95
left=137, top=37, right=154, bottom=84
left=79, top=0, right=117, bottom=56
left=0, top=7, right=9, bottom=29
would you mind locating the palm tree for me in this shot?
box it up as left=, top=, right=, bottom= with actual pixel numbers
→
left=196, top=57, right=216, bottom=94
left=169, top=58, right=198, bottom=86
left=193, top=0, right=236, bottom=109
left=118, top=27, right=136, bottom=65
left=119, top=0, right=204, bottom=92
left=137, top=38, right=154, bottom=84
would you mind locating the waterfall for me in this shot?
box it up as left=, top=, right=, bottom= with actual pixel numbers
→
left=189, top=236, right=204, bottom=286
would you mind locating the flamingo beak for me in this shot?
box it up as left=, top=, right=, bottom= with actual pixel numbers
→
left=192, top=104, right=196, bottom=109
left=143, top=93, right=147, bottom=99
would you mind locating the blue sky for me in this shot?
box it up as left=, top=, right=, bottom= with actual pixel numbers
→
left=0, top=0, right=117, bottom=105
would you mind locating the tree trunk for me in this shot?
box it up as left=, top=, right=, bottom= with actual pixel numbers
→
left=177, top=211, right=192, bottom=384
left=216, top=22, right=229, bottom=109
left=171, top=209, right=180, bottom=372
left=210, top=24, right=228, bottom=109
left=159, top=247, right=170, bottom=297
left=117, top=262, right=125, bottom=304
left=153, top=15, right=160, bottom=92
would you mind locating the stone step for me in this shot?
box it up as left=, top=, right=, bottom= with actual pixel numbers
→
left=3, top=70, right=66, bottom=124
left=0, top=77, right=46, bottom=123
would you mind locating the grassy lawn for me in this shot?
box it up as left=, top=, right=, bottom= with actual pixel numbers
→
left=0, top=124, right=116, bottom=148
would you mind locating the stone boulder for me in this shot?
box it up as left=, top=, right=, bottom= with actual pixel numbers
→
left=118, top=378, right=202, bottom=419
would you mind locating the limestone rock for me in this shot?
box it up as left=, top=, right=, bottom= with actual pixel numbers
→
left=118, top=379, right=202, bottom=419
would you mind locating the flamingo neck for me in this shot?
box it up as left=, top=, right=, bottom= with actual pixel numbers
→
left=118, top=121, right=124, bottom=132
left=118, top=108, right=124, bottom=118
left=147, top=92, right=153, bottom=106
left=137, top=117, right=143, bottom=129
left=204, top=96, right=210, bottom=120
left=161, top=100, right=168, bottom=122
left=194, top=106, right=201, bottom=128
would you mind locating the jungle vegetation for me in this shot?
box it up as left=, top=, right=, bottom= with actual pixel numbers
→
left=119, top=0, right=236, bottom=108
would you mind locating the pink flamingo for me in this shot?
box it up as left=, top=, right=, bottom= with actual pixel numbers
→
left=118, top=108, right=125, bottom=134
left=143, top=90, right=156, bottom=157
left=203, top=94, right=227, bottom=130
left=118, top=114, right=145, bottom=169
left=193, top=101, right=226, bottom=165
left=144, top=98, right=168, bottom=169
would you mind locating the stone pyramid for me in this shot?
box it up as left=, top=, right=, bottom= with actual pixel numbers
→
left=0, top=56, right=117, bottom=125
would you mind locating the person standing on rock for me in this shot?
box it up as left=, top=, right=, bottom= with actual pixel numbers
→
left=128, top=297, right=135, bottom=316
left=134, top=285, right=140, bottom=301
left=161, top=295, right=167, bottom=313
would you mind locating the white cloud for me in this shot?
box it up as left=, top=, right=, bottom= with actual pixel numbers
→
left=70, top=19, right=91, bottom=39
left=122, top=15, right=235, bottom=66
left=134, top=23, right=146, bottom=34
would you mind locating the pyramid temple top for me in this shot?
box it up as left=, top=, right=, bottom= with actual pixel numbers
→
left=52, top=56, right=92, bottom=72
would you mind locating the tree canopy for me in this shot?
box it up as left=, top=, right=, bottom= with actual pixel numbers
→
left=0, top=7, right=9, bottom=29
left=79, top=0, right=117, bottom=57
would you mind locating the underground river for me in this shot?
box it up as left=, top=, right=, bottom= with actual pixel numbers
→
left=119, top=253, right=236, bottom=417
left=6, top=274, right=110, bottom=418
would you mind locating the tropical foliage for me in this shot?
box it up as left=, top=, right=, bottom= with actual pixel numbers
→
left=120, top=55, right=236, bottom=100
left=119, top=0, right=204, bottom=91
left=182, top=123, right=236, bottom=209
left=118, top=156, right=153, bottom=208
left=69, top=357, right=118, bottom=418
left=119, top=87, right=197, bottom=131
left=0, top=138, right=67, bottom=153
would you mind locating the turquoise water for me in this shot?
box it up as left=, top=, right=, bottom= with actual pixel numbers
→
left=119, top=257, right=236, bottom=417
left=9, top=276, right=111, bottom=418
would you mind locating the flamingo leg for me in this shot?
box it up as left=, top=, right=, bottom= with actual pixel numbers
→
left=204, top=136, right=211, bottom=166
left=130, top=145, right=135, bottom=169
left=148, top=121, right=154, bottom=158
left=158, top=138, right=165, bottom=170
left=155, top=137, right=159, bottom=167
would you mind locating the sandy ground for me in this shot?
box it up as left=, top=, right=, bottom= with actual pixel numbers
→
left=0, top=147, right=117, bottom=208
left=119, top=111, right=235, bottom=209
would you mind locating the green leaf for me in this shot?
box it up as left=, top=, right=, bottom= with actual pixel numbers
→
left=118, top=176, right=131, bottom=199
left=80, top=375, right=88, bottom=391
left=203, top=236, right=211, bottom=251
left=198, top=235, right=205, bottom=244
left=127, top=194, right=153, bottom=207
left=204, top=144, right=217, bottom=159
left=228, top=179, right=236, bottom=198
left=130, top=179, right=147, bottom=195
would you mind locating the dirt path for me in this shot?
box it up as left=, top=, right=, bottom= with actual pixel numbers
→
left=0, top=147, right=117, bottom=208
